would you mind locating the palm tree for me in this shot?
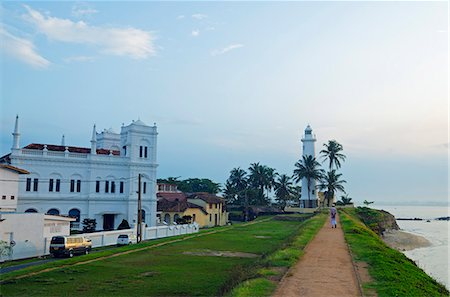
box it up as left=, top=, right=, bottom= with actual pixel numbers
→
left=263, top=166, right=277, bottom=200
left=229, top=167, right=248, bottom=193
left=223, top=181, right=237, bottom=204
left=320, top=140, right=346, bottom=170
left=227, top=167, right=249, bottom=220
left=319, top=170, right=346, bottom=207
left=274, top=174, right=294, bottom=209
left=293, top=155, right=324, bottom=207
left=337, top=194, right=352, bottom=206
left=248, top=162, right=267, bottom=203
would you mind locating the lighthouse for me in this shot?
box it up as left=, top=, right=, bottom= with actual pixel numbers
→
left=300, top=125, right=318, bottom=208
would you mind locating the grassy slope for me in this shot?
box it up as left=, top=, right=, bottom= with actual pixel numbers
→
left=1, top=215, right=321, bottom=297
left=340, top=208, right=449, bottom=297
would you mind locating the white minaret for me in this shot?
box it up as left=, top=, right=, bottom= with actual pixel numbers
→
left=12, top=115, right=20, bottom=151
left=300, top=124, right=318, bottom=208
left=90, top=124, right=97, bottom=155
left=61, top=134, right=65, bottom=146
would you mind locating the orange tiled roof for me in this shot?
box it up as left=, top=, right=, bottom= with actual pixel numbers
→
left=23, top=143, right=120, bottom=156
left=157, top=198, right=207, bottom=214
left=157, top=192, right=187, bottom=202
left=0, top=164, right=29, bottom=174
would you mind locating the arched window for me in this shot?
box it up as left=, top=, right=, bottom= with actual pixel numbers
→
left=46, top=208, right=60, bottom=215
left=25, top=208, right=38, bottom=213
left=164, top=214, right=170, bottom=224
left=68, top=208, right=81, bottom=222
left=141, top=210, right=146, bottom=223
left=174, top=214, right=180, bottom=223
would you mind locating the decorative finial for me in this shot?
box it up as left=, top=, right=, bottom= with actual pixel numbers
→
left=91, top=124, right=97, bottom=155
left=12, top=115, right=20, bottom=150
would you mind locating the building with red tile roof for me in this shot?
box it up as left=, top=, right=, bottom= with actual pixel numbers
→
left=0, top=116, right=158, bottom=231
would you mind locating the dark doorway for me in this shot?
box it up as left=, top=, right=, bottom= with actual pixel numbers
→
left=103, top=214, right=115, bottom=230
left=214, top=214, right=218, bottom=226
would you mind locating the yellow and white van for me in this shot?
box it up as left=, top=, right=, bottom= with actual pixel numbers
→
left=49, top=236, right=92, bottom=258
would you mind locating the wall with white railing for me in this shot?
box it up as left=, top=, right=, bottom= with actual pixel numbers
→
left=75, top=223, right=199, bottom=249
left=1, top=222, right=199, bottom=262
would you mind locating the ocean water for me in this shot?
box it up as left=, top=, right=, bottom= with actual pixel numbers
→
left=374, top=205, right=449, bottom=290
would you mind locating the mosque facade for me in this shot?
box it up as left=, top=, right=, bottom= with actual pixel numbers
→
left=0, top=116, right=158, bottom=230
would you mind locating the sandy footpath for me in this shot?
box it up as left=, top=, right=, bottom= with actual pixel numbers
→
left=273, top=215, right=361, bottom=297
left=382, top=230, right=431, bottom=251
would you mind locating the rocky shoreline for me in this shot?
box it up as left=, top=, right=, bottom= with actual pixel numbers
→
left=353, top=207, right=433, bottom=252
left=382, top=229, right=431, bottom=251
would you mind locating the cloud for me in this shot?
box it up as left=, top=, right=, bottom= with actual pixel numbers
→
left=23, top=5, right=155, bottom=59
left=211, top=44, right=244, bottom=56
left=191, top=30, right=199, bottom=37
left=0, top=27, right=50, bottom=68
left=71, top=3, right=98, bottom=18
left=192, top=14, right=207, bottom=20
left=64, top=55, right=95, bottom=63
left=177, top=15, right=185, bottom=20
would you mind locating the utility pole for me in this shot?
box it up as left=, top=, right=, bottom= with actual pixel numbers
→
left=137, top=174, right=142, bottom=243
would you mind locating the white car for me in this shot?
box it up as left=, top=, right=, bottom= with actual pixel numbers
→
left=117, top=234, right=137, bottom=246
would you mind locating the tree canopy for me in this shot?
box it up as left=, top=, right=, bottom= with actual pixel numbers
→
left=157, top=177, right=221, bottom=194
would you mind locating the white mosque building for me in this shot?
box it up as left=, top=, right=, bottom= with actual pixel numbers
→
left=0, top=116, right=158, bottom=231
left=300, top=125, right=319, bottom=208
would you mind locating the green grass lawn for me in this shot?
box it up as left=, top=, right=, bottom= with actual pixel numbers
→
left=1, top=215, right=323, bottom=297
left=340, top=208, right=449, bottom=297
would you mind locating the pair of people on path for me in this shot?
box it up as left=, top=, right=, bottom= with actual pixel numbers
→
left=330, top=203, right=337, bottom=228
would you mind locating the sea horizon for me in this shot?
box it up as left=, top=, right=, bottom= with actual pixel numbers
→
left=359, top=200, right=450, bottom=208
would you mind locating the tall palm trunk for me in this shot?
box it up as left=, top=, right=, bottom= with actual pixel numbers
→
left=307, top=177, right=311, bottom=208
left=244, top=190, right=249, bottom=222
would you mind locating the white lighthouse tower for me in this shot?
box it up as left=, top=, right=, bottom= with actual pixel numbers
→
left=300, top=124, right=318, bottom=208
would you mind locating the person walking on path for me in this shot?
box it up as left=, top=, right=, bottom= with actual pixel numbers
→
left=330, top=203, right=337, bottom=228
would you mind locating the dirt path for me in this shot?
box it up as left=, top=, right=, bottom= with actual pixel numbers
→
left=273, top=214, right=361, bottom=297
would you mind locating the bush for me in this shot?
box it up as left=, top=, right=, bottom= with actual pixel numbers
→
left=176, top=215, right=192, bottom=224
left=82, top=218, right=97, bottom=233
left=117, top=219, right=131, bottom=230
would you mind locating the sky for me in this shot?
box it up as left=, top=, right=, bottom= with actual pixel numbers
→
left=0, top=1, right=448, bottom=206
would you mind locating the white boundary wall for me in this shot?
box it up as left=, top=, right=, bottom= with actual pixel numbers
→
left=2, top=223, right=199, bottom=261
left=79, top=223, right=199, bottom=248
left=42, top=223, right=199, bottom=255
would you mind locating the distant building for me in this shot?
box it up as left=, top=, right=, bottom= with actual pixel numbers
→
left=157, top=183, right=180, bottom=193
left=0, top=116, right=158, bottom=230
left=157, top=198, right=208, bottom=226
left=186, top=193, right=228, bottom=227
left=156, top=188, right=228, bottom=227
left=0, top=164, right=29, bottom=212
left=300, top=125, right=319, bottom=208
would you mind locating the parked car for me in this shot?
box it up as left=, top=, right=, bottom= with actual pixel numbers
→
left=49, top=236, right=92, bottom=258
left=117, top=234, right=137, bottom=246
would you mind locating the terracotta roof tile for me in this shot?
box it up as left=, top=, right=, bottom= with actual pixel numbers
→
left=157, top=198, right=207, bottom=214
left=0, top=164, right=30, bottom=174
left=23, top=143, right=120, bottom=156
left=157, top=192, right=187, bottom=202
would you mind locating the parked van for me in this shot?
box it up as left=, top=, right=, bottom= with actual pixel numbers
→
left=49, top=236, right=92, bottom=258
